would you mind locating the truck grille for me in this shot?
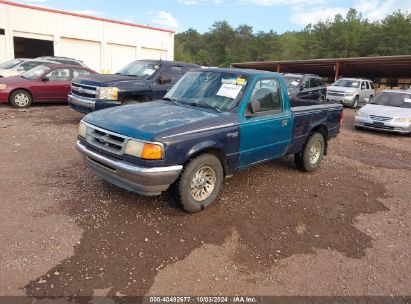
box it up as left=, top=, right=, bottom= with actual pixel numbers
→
left=85, top=124, right=127, bottom=155
left=369, top=115, right=392, bottom=122
left=72, top=82, right=97, bottom=99
left=327, top=90, right=346, bottom=97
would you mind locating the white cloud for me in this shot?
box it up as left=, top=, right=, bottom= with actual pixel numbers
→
left=151, top=11, right=179, bottom=28
left=72, top=9, right=106, bottom=16
left=18, top=0, right=47, bottom=2
left=177, top=0, right=200, bottom=5
left=240, top=0, right=325, bottom=6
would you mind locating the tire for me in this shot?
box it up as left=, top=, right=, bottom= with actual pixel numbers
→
left=176, top=153, right=224, bottom=213
left=294, top=133, right=325, bottom=172
left=350, top=96, right=359, bottom=109
left=122, top=96, right=150, bottom=105
left=10, top=89, right=32, bottom=108
left=318, top=95, right=325, bottom=102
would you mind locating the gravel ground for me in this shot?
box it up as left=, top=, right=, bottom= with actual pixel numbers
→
left=0, top=104, right=410, bottom=299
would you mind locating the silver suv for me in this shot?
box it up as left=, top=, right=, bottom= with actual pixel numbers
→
left=326, top=78, right=375, bottom=108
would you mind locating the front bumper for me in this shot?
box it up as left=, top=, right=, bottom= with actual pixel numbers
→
left=354, top=116, right=411, bottom=134
left=76, top=141, right=183, bottom=196
left=68, top=94, right=96, bottom=114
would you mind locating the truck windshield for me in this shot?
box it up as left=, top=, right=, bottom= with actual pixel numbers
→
left=0, top=59, right=25, bottom=69
left=117, top=62, right=159, bottom=79
left=164, top=71, right=250, bottom=112
left=369, top=92, right=411, bottom=108
left=333, top=79, right=361, bottom=88
left=285, top=76, right=302, bottom=88
left=20, top=65, right=51, bottom=80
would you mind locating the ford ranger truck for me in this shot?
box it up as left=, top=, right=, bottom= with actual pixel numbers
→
left=76, top=68, right=343, bottom=212
left=68, top=60, right=200, bottom=113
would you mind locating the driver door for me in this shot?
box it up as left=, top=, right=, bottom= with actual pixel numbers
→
left=33, top=68, right=71, bottom=101
left=239, top=77, right=293, bottom=167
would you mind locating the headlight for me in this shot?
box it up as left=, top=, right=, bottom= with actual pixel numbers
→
left=79, top=121, right=87, bottom=138
left=345, top=91, right=355, bottom=96
left=393, top=117, right=411, bottom=123
left=356, top=111, right=368, bottom=117
left=0, top=84, right=7, bottom=90
left=124, top=140, right=164, bottom=160
left=97, top=87, right=119, bottom=100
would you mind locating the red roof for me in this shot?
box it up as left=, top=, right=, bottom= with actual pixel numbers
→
left=0, top=0, right=175, bottom=33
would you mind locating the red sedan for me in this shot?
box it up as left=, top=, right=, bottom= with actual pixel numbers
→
left=0, top=64, right=96, bottom=108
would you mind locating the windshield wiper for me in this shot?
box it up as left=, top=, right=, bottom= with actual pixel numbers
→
left=186, top=102, right=222, bottom=113
left=163, top=97, right=179, bottom=105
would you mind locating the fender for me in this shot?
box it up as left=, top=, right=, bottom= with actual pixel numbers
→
left=187, top=139, right=224, bottom=160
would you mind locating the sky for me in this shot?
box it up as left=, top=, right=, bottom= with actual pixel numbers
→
left=12, top=0, right=411, bottom=33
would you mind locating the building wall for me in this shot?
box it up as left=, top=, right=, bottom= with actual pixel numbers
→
left=0, top=1, right=174, bottom=73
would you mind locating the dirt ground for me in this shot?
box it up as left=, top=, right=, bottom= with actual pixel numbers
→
left=0, top=104, right=410, bottom=300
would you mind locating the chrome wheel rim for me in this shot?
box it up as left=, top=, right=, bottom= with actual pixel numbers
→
left=190, top=166, right=216, bottom=202
left=309, top=142, right=321, bottom=165
left=14, top=93, right=29, bottom=107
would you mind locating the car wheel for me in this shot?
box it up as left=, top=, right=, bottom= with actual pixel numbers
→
left=10, top=89, right=32, bottom=108
left=350, top=96, right=359, bottom=109
left=176, top=153, right=224, bottom=213
left=294, top=133, right=325, bottom=172
left=318, top=95, right=325, bottom=102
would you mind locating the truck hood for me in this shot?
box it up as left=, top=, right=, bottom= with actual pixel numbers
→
left=361, top=104, right=411, bottom=118
left=83, top=101, right=236, bottom=142
left=73, top=74, right=150, bottom=88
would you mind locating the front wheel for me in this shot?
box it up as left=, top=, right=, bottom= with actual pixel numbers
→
left=294, top=133, right=325, bottom=172
left=10, top=89, right=32, bottom=108
left=318, top=95, right=325, bottom=102
left=350, top=96, right=359, bottom=109
left=176, top=154, right=224, bottom=212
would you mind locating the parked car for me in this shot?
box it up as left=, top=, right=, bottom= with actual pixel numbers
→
left=0, top=58, right=58, bottom=78
left=76, top=68, right=343, bottom=212
left=326, top=78, right=375, bottom=108
left=0, top=64, right=96, bottom=108
left=36, top=56, right=87, bottom=67
left=354, top=90, right=411, bottom=135
left=284, top=73, right=327, bottom=102
left=68, top=60, right=201, bottom=113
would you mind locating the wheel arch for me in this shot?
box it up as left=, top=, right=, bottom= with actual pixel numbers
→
left=186, top=141, right=228, bottom=176
left=310, top=124, right=328, bottom=154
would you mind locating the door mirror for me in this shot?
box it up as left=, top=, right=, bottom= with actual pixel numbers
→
left=299, top=84, right=305, bottom=91
left=246, top=100, right=261, bottom=116
left=42, top=76, right=49, bottom=82
left=158, top=75, right=171, bottom=84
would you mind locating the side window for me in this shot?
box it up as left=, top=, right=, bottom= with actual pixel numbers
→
left=318, top=79, right=325, bottom=87
left=161, top=66, right=183, bottom=83
left=247, top=78, right=282, bottom=114
left=303, top=79, right=311, bottom=89
left=369, top=82, right=375, bottom=89
left=365, top=81, right=370, bottom=89
left=18, top=61, right=42, bottom=72
left=360, top=81, right=366, bottom=90
left=45, top=68, right=70, bottom=81
left=309, top=78, right=318, bottom=88
left=73, top=69, right=91, bottom=78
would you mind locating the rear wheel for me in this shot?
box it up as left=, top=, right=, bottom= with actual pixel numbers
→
left=176, top=154, right=224, bottom=213
left=294, top=133, right=325, bottom=172
left=10, top=89, right=32, bottom=108
left=350, top=96, right=359, bottom=109
left=318, top=95, right=325, bottom=102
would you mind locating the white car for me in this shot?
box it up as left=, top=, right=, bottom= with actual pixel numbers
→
left=0, top=58, right=57, bottom=77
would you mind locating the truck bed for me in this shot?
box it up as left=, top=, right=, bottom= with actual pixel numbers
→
left=288, top=99, right=343, bottom=154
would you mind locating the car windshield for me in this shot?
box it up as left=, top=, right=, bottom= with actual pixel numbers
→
left=20, top=65, right=51, bottom=80
left=369, top=92, right=411, bottom=108
left=285, top=76, right=302, bottom=88
left=0, top=59, right=25, bottom=69
left=164, top=70, right=250, bottom=112
left=333, top=79, right=361, bottom=88
left=117, top=62, right=160, bottom=79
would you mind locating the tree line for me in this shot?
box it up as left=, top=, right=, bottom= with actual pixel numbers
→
left=175, top=9, right=411, bottom=67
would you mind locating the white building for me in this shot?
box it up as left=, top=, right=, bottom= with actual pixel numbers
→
left=0, top=1, right=175, bottom=73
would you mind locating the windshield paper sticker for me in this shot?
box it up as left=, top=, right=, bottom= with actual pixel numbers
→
left=291, top=81, right=299, bottom=86
left=217, top=83, right=242, bottom=99
left=352, top=82, right=358, bottom=86
left=143, top=68, right=156, bottom=75
left=404, top=98, right=411, bottom=103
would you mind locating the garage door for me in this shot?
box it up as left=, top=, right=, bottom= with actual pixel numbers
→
left=141, top=47, right=167, bottom=60
left=106, top=43, right=136, bottom=74
left=60, top=38, right=101, bottom=72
